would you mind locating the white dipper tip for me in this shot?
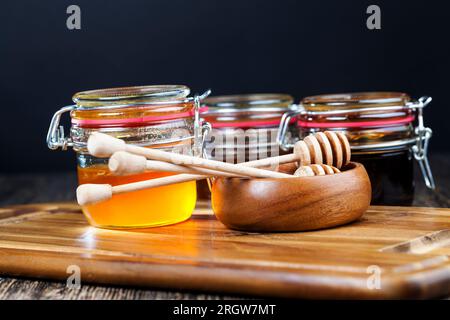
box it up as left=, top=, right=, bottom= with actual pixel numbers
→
left=76, top=184, right=113, bottom=206
left=109, top=151, right=147, bottom=175
left=87, top=132, right=126, bottom=158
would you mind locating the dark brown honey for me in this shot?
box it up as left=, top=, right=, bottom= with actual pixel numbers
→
left=352, top=150, right=414, bottom=205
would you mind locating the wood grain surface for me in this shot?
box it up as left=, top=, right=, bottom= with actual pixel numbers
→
left=0, top=202, right=449, bottom=299
left=0, top=153, right=448, bottom=299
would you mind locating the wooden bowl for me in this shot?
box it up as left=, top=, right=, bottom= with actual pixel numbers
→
left=211, top=162, right=371, bottom=232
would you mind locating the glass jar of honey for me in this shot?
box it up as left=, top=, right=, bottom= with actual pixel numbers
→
left=47, top=85, right=210, bottom=228
left=277, top=92, right=434, bottom=205
left=201, top=94, right=295, bottom=162
left=197, top=93, right=295, bottom=198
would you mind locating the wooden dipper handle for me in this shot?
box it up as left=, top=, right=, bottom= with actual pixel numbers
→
left=237, top=131, right=351, bottom=169
left=77, top=174, right=206, bottom=206
left=109, top=151, right=240, bottom=177
left=88, top=133, right=291, bottom=179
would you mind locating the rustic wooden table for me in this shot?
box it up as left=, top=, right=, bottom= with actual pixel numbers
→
left=0, top=154, right=448, bottom=300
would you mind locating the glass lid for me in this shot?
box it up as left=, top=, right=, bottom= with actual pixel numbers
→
left=302, top=92, right=411, bottom=110
left=201, top=93, right=294, bottom=128
left=72, top=85, right=190, bottom=108
left=203, top=93, right=294, bottom=114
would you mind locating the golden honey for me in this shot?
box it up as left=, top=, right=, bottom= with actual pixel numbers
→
left=78, top=165, right=197, bottom=228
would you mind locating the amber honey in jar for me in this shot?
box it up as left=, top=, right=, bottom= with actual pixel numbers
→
left=47, top=85, right=210, bottom=228
left=198, top=94, right=295, bottom=198
left=277, top=92, right=435, bottom=205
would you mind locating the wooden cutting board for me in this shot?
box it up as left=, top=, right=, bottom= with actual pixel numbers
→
left=0, top=202, right=449, bottom=299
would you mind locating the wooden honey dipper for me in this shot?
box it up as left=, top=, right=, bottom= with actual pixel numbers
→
left=106, top=131, right=351, bottom=176
left=77, top=131, right=351, bottom=206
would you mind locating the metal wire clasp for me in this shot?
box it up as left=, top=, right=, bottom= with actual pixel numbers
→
left=409, top=96, right=435, bottom=189
left=46, top=105, right=75, bottom=150
left=276, top=104, right=304, bottom=151
left=193, top=89, right=212, bottom=157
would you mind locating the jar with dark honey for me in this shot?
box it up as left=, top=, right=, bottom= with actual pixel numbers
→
left=198, top=94, right=296, bottom=198
left=47, top=85, right=210, bottom=228
left=277, top=92, right=434, bottom=205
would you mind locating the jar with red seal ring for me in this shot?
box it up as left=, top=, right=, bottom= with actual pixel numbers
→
left=47, top=85, right=210, bottom=228
left=198, top=93, right=296, bottom=198
left=277, top=92, right=435, bottom=205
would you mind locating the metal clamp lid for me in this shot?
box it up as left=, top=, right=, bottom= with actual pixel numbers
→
left=193, top=90, right=212, bottom=156
left=410, top=96, right=435, bottom=189
left=46, top=105, right=75, bottom=150
left=47, top=89, right=212, bottom=152
left=276, top=104, right=303, bottom=151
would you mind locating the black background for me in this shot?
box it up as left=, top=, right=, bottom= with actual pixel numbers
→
left=0, top=0, right=449, bottom=173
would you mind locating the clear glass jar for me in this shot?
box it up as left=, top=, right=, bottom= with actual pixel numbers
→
left=47, top=85, right=210, bottom=228
left=202, top=94, right=295, bottom=161
left=278, top=92, right=434, bottom=205
left=198, top=93, right=295, bottom=198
